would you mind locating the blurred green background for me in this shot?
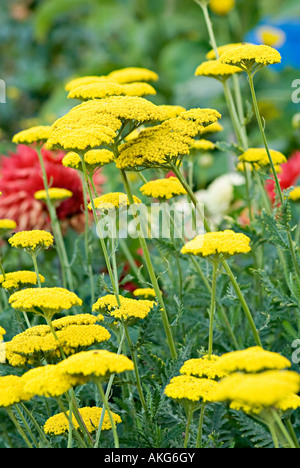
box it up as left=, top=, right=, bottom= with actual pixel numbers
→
left=1, top=0, right=300, bottom=153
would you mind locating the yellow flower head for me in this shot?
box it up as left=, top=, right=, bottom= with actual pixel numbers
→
left=180, top=355, right=227, bottom=380
left=8, top=230, right=54, bottom=253
left=201, top=122, right=224, bottom=134
left=22, top=364, right=86, bottom=398
left=62, top=152, right=82, bottom=170
left=0, top=375, right=31, bottom=408
left=257, top=25, right=286, bottom=49
left=34, top=188, right=73, bottom=203
left=157, top=105, right=186, bottom=119
left=191, top=139, right=216, bottom=152
left=116, top=110, right=221, bottom=170
left=44, top=406, right=122, bottom=436
left=215, top=347, right=291, bottom=374
left=133, top=288, right=156, bottom=299
left=206, top=43, right=248, bottom=60
left=92, top=294, right=155, bottom=323
left=58, top=349, right=134, bottom=380
left=65, top=75, right=109, bottom=92
left=68, top=81, right=157, bottom=101
left=289, top=187, right=300, bottom=202
left=220, top=44, right=282, bottom=71
left=181, top=230, right=251, bottom=260
left=195, top=60, right=242, bottom=80
left=140, top=177, right=187, bottom=200
left=88, top=192, right=141, bottom=212
left=12, top=126, right=52, bottom=145
left=209, top=0, right=235, bottom=16
left=211, top=370, right=300, bottom=408
left=164, top=375, right=218, bottom=403
left=63, top=150, right=115, bottom=172
left=0, top=271, right=45, bottom=292
left=275, top=394, right=300, bottom=413
left=9, top=287, right=82, bottom=319
left=239, top=148, right=286, bottom=168
left=0, top=219, right=17, bottom=234
left=47, top=125, right=116, bottom=152
left=107, top=67, right=159, bottom=84
left=0, top=326, right=6, bottom=341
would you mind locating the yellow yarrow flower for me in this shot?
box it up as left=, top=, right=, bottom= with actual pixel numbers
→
left=201, top=122, right=223, bottom=134
left=0, top=375, right=31, bottom=408
left=0, top=271, right=45, bottom=292
left=206, top=43, right=248, bottom=60
left=289, top=187, right=300, bottom=202
left=140, top=177, right=187, bottom=200
left=190, top=139, right=216, bottom=152
left=88, top=192, right=141, bottom=212
left=62, top=149, right=115, bottom=172
left=195, top=60, right=242, bottom=80
left=180, top=355, right=227, bottom=380
left=47, top=125, right=116, bottom=152
left=209, top=0, right=235, bottom=16
left=107, top=67, right=159, bottom=84
left=0, top=326, right=6, bottom=341
left=65, top=75, right=109, bottom=92
left=215, top=347, right=291, bottom=374
left=210, top=370, right=300, bottom=408
left=275, top=393, right=300, bottom=413
left=157, top=105, right=186, bottom=119
left=0, top=219, right=17, bottom=234
left=92, top=294, right=155, bottom=323
left=9, top=287, right=82, bottom=319
left=164, top=375, right=218, bottom=403
left=8, top=230, right=54, bottom=253
left=68, top=81, right=156, bottom=101
left=12, top=126, right=52, bottom=145
left=62, top=152, right=82, bottom=170
left=239, top=148, right=286, bottom=168
left=22, top=364, right=87, bottom=398
left=58, top=349, right=134, bottom=380
left=220, top=44, right=282, bottom=71
left=133, top=288, right=156, bottom=299
left=44, top=406, right=122, bottom=436
left=181, top=230, right=251, bottom=260
left=257, top=25, right=286, bottom=49
left=34, top=188, right=73, bottom=203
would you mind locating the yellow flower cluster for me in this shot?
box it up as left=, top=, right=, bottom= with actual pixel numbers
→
left=220, top=44, right=282, bottom=70
left=0, top=326, right=6, bottom=340
left=206, top=43, right=248, bottom=60
left=12, top=126, right=52, bottom=145
left=157, top=105, right=186, bottom=119
left=58, top=349, right=134, bottom=380
left=106, top=67, right=159, bottom=84
left=9, top=287, right=82, bottom=319
left=6, top=314, right=108, bottom=367
left=133, top=288, right=156, bottom=299
left=88, top=192, right=141, bottom=212
left=8, top=230, right=54, bottom=252
left=92, top=294, right=155, bottom=322
left=62, top=149, right=115, bottom=171
left=34, top=188, right=73, bottom=202
left=214, top=346, right=292, bottom=374
left=44, top=406, right=122, bottom=436
left=211, top=370, right=300, bottom=408
left=209, top=0, right=235, bottom=16
left=195, top=60, right=242, bottom=80
left=289, top=187, right=300, bottom=202
left=116, top=110, right=221, bottom=170
left=140, top=177, right=187, bottom=200
left=164, top=375, right=218, bottom=403
left=65, top=75, right=109, bottom=92
left=180, top=354, right=227, bottom=380
left=68, top=81, right=156, bottom=101
left=238, top=148, right=286, bottom=168
left=0, top=270, right=45, bottom=292
left=0, top=375, right=31, bottom=408
left=181, top=230, right=251, bottom=259
left=191, top=139, right=216, bottom=152
left=0, top=219, right=17, bottom=232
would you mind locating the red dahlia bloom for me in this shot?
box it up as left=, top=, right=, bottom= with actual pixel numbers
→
left=0, top=144, right=105, bottom=232
left=266, top=150, right=300, bottom=203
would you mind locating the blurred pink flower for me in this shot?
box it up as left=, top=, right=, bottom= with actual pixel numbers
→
left=266, top=151, right=300, bottom=203
left=0, top=144, right=105, bottom=232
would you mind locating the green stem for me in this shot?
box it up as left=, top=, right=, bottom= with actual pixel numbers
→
left=208, top=261, right=218, bottom=358
left=268, top=421, right=279, bottom=448
left=97, top=381, right=120, bottom=448
left=286, top=417, right=300, bottom=448
left=94, top=328, right=126, bottom=448
left=31, top=253, right=42, bottom=288
left=123, top=321, right=147, bottom=412
left=81, top=172, right=95, bottom=305
left=15, top=404, right=39, bottom=447
left=120, top=169, right=177, bottom=359
left=55, top=397, right=87, bottom=448
left=247, top=72, right=300, bottom=283
left=272, top=410, right=296, bottom=448
left=36, top=146, right=73, bottom=290
left=196, top=402, right=206, bottom=448
left=6, top=408, right=33, bottom=448
left=183, top=405, right=193, bottom=448
left=19, top=402, right=50, bottom=447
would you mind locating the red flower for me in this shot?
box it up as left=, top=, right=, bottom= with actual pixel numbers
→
left=266, top=151, right=300, bottom=203
left=0, top=144, right=105, bottom=232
